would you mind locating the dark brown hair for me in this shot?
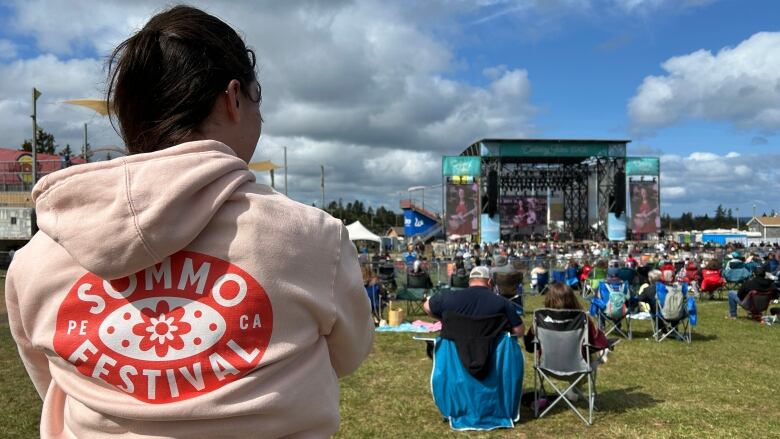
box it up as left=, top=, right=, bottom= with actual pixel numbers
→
left=705, top=259, right=721, bottom=270
left=107, top=5, right=260, bottom=154
left=543, top=283, right=583, bottom=311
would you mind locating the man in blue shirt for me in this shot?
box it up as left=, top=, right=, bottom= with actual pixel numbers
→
left=424, top=266, right=524, bottom=335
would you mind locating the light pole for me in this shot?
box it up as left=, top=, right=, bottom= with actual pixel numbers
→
left=736, top=207, right=740, bottom=230
left=320, top=165, right=325, bottom=209
left=31, top=88, right=41, bottom=186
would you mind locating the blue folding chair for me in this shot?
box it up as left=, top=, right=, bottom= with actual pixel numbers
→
left=365, top=284, right=383, bottom=322
left=589, top=281, right=632, bottom=339
left=533, top=271, right=550, bottom=295
left=552, top=270, right=566, bottom=284
left=653, top=282, right=695, bottom=343
left=565, top=267, right=580, bottom=289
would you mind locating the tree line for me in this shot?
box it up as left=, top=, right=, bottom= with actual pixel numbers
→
left=661, top=204, right=756, bottom=232
left=21, top=127, right=90, bottom=159
left=323, top=199, right=403, bottom=235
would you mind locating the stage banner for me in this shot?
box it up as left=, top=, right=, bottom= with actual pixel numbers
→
left=499, top=196, right=547, bottom=235
left=442, top=156, right=481, bottom=176
left=445, top=183, right=479, bottom=236
left=480, top=214, right=500, bottom=244
left=626, top=157, right=660, bottom=176
left=629, top=180, right=660, bottom=235
left=608, top=213, right=627, bottom=241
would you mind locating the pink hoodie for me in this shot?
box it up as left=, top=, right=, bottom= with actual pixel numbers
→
left=5, top=140, right=374, bottom=438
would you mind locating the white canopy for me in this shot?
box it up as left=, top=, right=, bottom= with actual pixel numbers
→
left=346, top=221, right=381, bottom=243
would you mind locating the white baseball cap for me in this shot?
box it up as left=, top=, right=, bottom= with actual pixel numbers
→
left=469, top=266, right=491, bottom=279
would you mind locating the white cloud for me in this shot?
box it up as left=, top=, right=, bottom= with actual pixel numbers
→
left=659, top=151, right=780, bottom=214
left=614, top=0, right=715, bottom=13
left=629, top=32, right=780, bottom=133
left=0, top=54, right=115, bottom=150
left=0, top=39, right=17, bottom=60
left=0, top=0, right=537, bottom=208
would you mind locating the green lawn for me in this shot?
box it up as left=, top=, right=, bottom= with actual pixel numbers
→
left=2, top=276, right=779, bottom=438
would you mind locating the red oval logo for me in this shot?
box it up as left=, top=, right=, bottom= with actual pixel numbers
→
left=53, top=251, right=273, bottom=404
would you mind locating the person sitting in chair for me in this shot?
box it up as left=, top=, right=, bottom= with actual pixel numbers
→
left=523, top=283, right=611, bottom=401
left=727, top=266, right=779, bottom=320
left=424, top=266, right=524, bottom=336
left=408, top=260, right=434, bottom=289
left=491, top=255, right=524, bottom=299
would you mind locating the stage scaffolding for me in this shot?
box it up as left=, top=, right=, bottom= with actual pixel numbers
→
left=442, top=138, right=651, bottom=242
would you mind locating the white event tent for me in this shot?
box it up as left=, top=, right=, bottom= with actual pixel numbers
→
left=346, top=221, right=381, bottom=244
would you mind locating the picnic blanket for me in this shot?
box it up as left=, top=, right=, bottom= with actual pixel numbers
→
left=375, top=320, right=442, bottom=333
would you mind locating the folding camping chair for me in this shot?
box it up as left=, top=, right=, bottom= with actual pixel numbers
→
left=653, top=282, right=692, bottom=343
left=699, top=268, right=725, bottom=300
left=739, top=290, right=776, bottom=321
left=724, top=260, right=752, bottom=293
left=565, top=267, right=580, bottom=289
left=531, top=308, right=598, bottom=426
left=397, top=272, right=432, bottom=315
left=531, top=270, right=550, bottom=295
left=378, top=263, right=397, bottom=293
left=365, top=283, right=383, bottom=323
left=583, top=267, right=607, bottom=299
left=552, top=270, right=566, bottom=285
left=419, top=313, right=524, bottom=430
left=616, top=267, right=638, bottom=294
left=450, top=272, right=470, bottom=290
left=590, top=281, right=632, bottom=340
left=494, top=271, right=525, bottom=316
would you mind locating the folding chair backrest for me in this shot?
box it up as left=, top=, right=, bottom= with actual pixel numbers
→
left=552, top=270, right=566, bottom=283
left=450, top=273, right=470, bottom=288
left=616, top=267, right=636, bottom=284
left=724, top=266, right=751, bottom=282
left=741, top=290, right=774, bottom=315
left=408, top=272, right=432, bottom=289
left=378, top=264, right=395, bottom=279
left=534, top=309, right=590, bottom=375
left=494, top=270, right=523, bottom=298
left=536, top=272, right=550, bottom=288
left=365, top=284, right=381, bottom=309
left=600, top=281, right=628, bottom=319
left=656, top=282, right=688, bottom=320
left=591, top=267, right=607, bottom=279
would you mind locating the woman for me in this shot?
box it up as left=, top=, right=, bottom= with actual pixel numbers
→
left=5, top=6, right=373, bottom=438
left=524, top=283, right=610, bottom=399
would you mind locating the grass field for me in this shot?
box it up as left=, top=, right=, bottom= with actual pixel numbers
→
left=2, top=275, right=779, bottom=438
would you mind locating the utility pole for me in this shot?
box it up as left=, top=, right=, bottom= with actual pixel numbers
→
left=31, top=88, right=41, bottom=186
left=736, top=207, right=740, bottom=230
left=283, top=146, right=288, bottom=196
left=320, top=165, right=325, bottom=209
left=83, top=123, right=89, bottom=163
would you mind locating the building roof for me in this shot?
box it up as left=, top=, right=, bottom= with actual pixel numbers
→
left=459, top=138, right=631, bottom=158
left=747, top=216, right=780, bottom=227
left=386, top=226, right=405, bottom=237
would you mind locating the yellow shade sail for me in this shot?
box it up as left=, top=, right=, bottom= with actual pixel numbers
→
left=248, top=160, right=283, bottom=172
left=64, top=99, right=109, bottom=116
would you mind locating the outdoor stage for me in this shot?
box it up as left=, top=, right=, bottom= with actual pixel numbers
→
left=442, top=139, right=661, bottom=242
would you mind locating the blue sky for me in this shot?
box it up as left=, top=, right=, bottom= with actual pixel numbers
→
left=0, top=0, right=778, bottom=217
left=449, top=0, right=779, bottom=155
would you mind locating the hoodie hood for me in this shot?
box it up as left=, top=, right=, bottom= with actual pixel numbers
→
left=32, top=140, right=255, bottom=280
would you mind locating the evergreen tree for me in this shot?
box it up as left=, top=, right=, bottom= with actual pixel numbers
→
left=22, top=128, right=57, bottom=154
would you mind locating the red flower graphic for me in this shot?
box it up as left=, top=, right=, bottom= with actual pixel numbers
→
left=132, top=301, right=192, bottom=357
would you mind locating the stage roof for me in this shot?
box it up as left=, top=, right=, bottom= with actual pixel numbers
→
left=460, top=138, right=630, bottom=159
